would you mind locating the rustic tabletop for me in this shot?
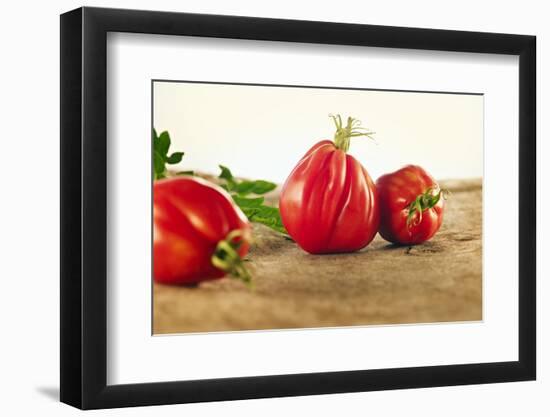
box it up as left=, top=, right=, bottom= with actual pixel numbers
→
left=154, top=178, right=482, bottom=334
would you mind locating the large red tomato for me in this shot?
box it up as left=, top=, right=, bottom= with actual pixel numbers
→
left=376, top=165, right=446, bottom=245
left=279, top=115, right=379, bottom=254
left=153, top=176, right=251, bottom=285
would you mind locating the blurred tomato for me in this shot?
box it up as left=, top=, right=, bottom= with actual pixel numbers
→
left=279, top=115, right=379, bottom=254
left=376, top=165, right=446, bottom=245
left=153, top=177, right=251, bottom=285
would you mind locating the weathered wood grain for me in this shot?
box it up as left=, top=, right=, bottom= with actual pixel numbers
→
left=153, top=178, right=482, bottom=334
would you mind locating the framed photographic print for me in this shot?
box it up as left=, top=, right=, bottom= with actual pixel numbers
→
left=60, top=6, right=536, bottom=409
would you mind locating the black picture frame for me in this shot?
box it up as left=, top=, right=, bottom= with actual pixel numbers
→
left=60, top=6, right=536, bottom=410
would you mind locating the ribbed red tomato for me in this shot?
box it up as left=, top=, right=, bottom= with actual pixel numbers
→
left=153, top=176, right=251, bottom=285
left=376, top=165, right=446, bottom=245
left=279, top=115, right=379, bottom=254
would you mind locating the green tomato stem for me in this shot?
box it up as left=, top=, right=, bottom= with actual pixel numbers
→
left=330, top=114, right=375, bottom=153
left=406, top=187, right=450, bottom=229
left=211, top=230, right=253, bottom=287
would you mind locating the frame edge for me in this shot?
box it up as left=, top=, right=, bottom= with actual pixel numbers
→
left=518, top=34, right=536, bottom=380
left=60, top=7, right=84, bottom=409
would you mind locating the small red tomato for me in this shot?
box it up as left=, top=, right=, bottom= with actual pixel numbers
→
left=376, top=165, right=447, bottom=245
left=153, top=176, right=251, bottom=285
left=279, top=115, right=380, bottom=254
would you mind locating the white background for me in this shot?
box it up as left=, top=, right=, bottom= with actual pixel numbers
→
left=154, top=81, right=484, bottom=182
left=0, top=0, right=546, bottom=416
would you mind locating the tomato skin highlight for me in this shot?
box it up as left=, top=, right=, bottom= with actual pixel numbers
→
left=279, top=140, right=380, bottom=254
left=153, top=177, right=250, bottom=285
left=376, top=165, right=445, bottom=245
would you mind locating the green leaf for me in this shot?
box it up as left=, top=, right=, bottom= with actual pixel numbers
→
left=153, top=151, right=165, bottom=177
left=166, top=152, right=184, bottom=164
left=219, top=165, right=234, bottom=182
left=236, top=180, right=277, bottom=196
left=152, top=129, right=191, bottom=180
left=234, top=181, right=256, bottom=195
left=216, top=163, right=286, bottom=235
left=156, top=131, right=171, bottom=157
left=218, top=165, right=236, bottom=191
left=239, top=204, right=287, bottom=235
left=175, top=170, right=194, bottom=176
left=232, top=195, right=265, bottom=208
left=250, top=180, right=277, bottom=195
left=219, top=166, right=276, bottom=196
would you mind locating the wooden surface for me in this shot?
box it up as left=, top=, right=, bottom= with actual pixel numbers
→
left=153, top=178, right=482, bottom=334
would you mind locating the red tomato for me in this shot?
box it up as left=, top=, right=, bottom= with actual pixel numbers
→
left=153, top=176, right=251, bottom=285
left=376, top=165, right=446, bottom=245
left=279, top=115, right=380, bottom=254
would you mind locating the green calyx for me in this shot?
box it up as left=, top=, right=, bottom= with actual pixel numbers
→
left=330, top=114, right=375, bottom=153
left=406, top=187, right=450, bottom=228
left=211, top=230, right=253, bottom=287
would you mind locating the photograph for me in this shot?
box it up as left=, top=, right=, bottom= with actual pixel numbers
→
left=152, top=80, right=483, bottom=335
